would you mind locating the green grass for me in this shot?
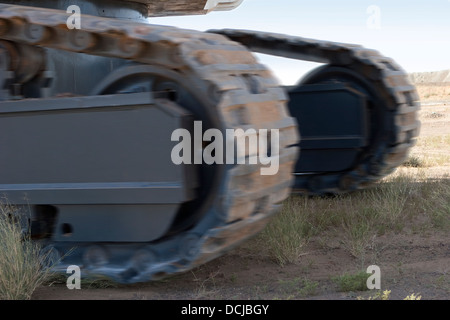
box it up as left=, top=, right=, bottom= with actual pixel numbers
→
left=256, top=197, right=313, bottom=266
left=0, top=202, right=56, bottom=300
left=255, top=170, right=450, bottom=264
left=332, top=271, right=369, bottom=292
left=44, top=273, right=119, bottom=289
left=277, top=277, right=319, bottom=298
left=421, top=180, right=450, bottom=230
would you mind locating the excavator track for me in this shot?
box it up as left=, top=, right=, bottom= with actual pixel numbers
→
left=0, top=5, right=298, bottom=282
left=211, top=29, right=421, bottom=195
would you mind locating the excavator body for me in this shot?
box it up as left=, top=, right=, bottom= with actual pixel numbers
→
left=0, top=0, right=419, bottom=283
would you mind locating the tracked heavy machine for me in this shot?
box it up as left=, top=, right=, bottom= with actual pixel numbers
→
left=0, top=0, right=419, bottom=283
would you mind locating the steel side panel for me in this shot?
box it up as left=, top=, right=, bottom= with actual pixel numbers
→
left=0, top=94, right=190, bottom=205
left=288, top=84, right=368, bottom=150
left=52, top=204, right=178, bottom=242
left=287, top=84, right=369, bottom=172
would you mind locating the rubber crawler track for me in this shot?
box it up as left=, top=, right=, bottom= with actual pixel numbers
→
left=0, top=5, right=298, bottom=282
left=211, top=29, right=421, bottom=195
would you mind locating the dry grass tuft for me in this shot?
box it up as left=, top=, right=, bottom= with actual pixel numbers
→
left=0, top=202, right=56, bottom=300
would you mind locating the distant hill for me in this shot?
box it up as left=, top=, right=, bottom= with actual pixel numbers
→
left=409, top=70, right=450, bottom=84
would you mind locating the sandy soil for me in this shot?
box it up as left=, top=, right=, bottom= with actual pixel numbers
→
left=31, top=94, right=450, bottom=301
left=32, top=231, right=449, bottom=300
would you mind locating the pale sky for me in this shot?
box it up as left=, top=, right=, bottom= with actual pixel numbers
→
left=149, top=0, right=450, bottom=85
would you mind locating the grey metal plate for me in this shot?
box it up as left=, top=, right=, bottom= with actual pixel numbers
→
left=0, top=93, right=193, bottom=205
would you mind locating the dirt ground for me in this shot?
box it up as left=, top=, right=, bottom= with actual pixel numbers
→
left=31, top=89, right=450, bottom=301
left=32, top=232, right=449, bottom=300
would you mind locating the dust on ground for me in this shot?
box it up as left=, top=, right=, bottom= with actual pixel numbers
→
left=31, top=91, right=450, bottom=301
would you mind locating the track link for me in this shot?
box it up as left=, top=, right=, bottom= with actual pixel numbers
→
left=211, top=29, right=421, bottom=195
left=0, top=5, right=298, bottom=282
